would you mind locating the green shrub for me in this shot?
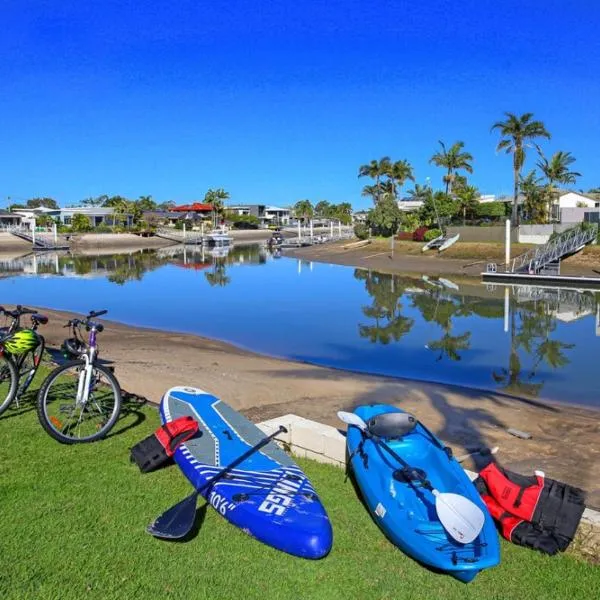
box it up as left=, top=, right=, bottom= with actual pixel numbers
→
left=354, top=223, right=369, bottom=240
left=475, top=202, right=508, bottom=218
left=94, top=223, right=112, bottom=233
left=423, top=228, right=442, bottom=242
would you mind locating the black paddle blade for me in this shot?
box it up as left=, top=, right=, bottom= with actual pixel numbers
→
left=146, top=491, right=199, bottom=539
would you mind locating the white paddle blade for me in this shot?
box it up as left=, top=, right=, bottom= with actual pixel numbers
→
left=337, top=411, right=368, bottom=431
left=435, top=492, right=485, bottom=544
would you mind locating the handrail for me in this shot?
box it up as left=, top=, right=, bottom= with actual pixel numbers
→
left=511, top=224, right=597, bottom=273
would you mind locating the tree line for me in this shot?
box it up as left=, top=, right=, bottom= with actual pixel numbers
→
left=357, top=111, right=589, bottom=237
left=293, top=200, right=353, bottom=225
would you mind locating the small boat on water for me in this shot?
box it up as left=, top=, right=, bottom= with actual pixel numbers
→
left=267, top=229, right=285, bottom=249
left=204, top=226, right=233, bottom=247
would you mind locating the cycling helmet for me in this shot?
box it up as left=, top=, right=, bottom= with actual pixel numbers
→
left=61, top=337, right=86, bottom=358
left=3, top=329, right=40, bottom=355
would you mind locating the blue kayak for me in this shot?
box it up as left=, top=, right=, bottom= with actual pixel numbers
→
left=346, top=404, right=500, bottom=582
left=160, top=386, right=332, bottom=559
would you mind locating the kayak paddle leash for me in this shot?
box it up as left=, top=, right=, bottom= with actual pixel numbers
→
left=147, top=424, right=288, bottom=540
left=338, top=411, right=485, bottom=544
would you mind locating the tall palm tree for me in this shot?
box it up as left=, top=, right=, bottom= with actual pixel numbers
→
left=204, top=188, right=230, bottom=227
left=491, top=112, right=551, bottom=224
left=537, top=150, right=581, bottom=221
left=358, top=156, right=391, bottom=203
left=429, top=141, right=473, bottom=196
left=390, top=159, right=415, bottom=199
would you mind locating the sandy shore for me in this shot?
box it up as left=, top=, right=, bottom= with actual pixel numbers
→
left=7, top=305, right=599, bottom=508
left=286, top=239, right=600, bottom=278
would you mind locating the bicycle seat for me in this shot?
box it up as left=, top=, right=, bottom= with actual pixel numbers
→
left=32, top=313, right=48, bottom=325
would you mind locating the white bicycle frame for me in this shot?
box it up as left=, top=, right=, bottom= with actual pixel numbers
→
left=75, top=345, right=96, bottom=406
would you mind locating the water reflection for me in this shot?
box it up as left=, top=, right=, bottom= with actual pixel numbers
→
left=354, top=269, right=599, bottom=400
left=0, top=244, right=269, bottom=287
left=1, top=249, right=599, bottom=405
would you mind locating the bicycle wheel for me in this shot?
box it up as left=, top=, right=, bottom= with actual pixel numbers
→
left=0, top=355, right=18, bottom=417
left=17, top=338, right=45, bottom=398
left=37, top=360, right=122, bottom=444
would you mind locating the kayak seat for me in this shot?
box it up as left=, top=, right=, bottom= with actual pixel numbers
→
left=367, top=412, right=417, bottom=440
left=393, top=467, right=427, bottom=485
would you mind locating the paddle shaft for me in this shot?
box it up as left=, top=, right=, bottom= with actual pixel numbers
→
left=363, top=430, right=434, bottom=491
left=198, top=424, right=288, bottom=497
left=147, top=424, right=288, bottom=539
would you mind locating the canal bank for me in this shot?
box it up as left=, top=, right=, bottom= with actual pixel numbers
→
left=7, top=305, right=600, bottom=508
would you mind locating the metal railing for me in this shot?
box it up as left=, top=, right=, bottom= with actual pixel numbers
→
left=511, top=224, right=598, bottom=274
left=4, top=225, right=70, bottom=249
left=155, top=227, right=204, bottom=244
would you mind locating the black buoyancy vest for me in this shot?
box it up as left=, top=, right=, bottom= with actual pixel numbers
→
left=475, top=463, right=585, bottom=554
left=130, top=416, right=199, bottom=473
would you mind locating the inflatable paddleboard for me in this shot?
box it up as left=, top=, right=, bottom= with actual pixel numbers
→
left=160, top=386, right=332, bottom=559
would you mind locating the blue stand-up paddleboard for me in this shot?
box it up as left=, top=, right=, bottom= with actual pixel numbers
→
left=345, top=405, right=500, bottom=582
left=160, top=386, right=333, bottom=559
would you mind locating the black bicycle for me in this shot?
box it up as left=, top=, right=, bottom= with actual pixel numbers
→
left=36, top=309, right=122, bottom=444
left=0, top=306, right=48, bottom=417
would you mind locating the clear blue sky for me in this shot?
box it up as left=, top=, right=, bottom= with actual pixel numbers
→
left=2, top=1, right=599, bottom=209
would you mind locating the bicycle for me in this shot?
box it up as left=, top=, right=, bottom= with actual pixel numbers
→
left=36, top=309, right=122, bottom=444
left=0, top=306, right=48, bottom=417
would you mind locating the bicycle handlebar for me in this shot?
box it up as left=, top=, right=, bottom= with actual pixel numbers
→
left=0, top=305, right=38, bottom=319
left=66, top=309, right=107, bottom=332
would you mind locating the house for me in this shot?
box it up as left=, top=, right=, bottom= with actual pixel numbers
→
left=397, top=200, right=423, bottom=212
left=142, top=211, right=182, bottom=227
left=171, top=203, right=214, bottom=221
left=556, top=192, right=599, bottom=223
left=352, top=210, right=368, bottom=223
left=226, top=204, right=291, bottom=227
left=13, top=207, right=133, bottom=228
left=0, top=210, right=23, bottom=227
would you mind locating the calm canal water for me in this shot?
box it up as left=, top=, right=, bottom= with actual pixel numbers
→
left=1, top=244, right=598, bottom=407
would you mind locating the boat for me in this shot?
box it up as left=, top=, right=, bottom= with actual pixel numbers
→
left=204, top=226, right=233, bottom=247
left=438, top=277, right=460, bottom=290
left=160, top=386, right=333, bottom=559
left=422, top=233, right=460, bottom=252
left=267, top=229, right=285, bottom=249
left=344, top=404, right=500, bottom=583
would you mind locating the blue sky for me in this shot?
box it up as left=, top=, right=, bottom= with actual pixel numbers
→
left=1, top=1, right=599, bottom=209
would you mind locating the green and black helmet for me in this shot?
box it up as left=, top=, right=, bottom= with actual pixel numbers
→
left=2, top=329, right=40, bottom=355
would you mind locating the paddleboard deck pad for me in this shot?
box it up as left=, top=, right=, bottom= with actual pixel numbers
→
left=160, top=386, right=332, bottom=559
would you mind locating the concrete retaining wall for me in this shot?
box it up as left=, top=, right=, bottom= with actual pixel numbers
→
left=446, top=225, right=518, bottom=243
left=518, top=224, right=576, bottom=244
left=257, top=414, right=599, bottom=530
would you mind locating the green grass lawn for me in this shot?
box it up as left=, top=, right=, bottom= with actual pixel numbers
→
left=1, top=396, right=598, bottom=600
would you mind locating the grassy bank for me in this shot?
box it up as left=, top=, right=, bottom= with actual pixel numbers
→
left=1, top=400, right=598, bottom=599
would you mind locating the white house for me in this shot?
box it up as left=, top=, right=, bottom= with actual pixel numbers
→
left=14, top=206, right=133, bottom=228
left=397, top=200, right=423, bottom=212
left=555, top=192, right=599, bottom=223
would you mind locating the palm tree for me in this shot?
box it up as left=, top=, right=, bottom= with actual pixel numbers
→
left=454, top=185, right=479, bottom=225
left=491, top=112, right=551, bottom=224
left=537, top=150, right=581, bottom=221
left=429, top=141, right=474, bottom=196
left=520, top=170, right=548, bottom=224
left=406, top=184, right=432, bottom=202
left=293, top=199, right=314, bottom=222
left=204, top=188, right=230, bottom=227
left=358, top=157, right=391, bottom=203
left=390, top=159, right=415, bottom=199
left=361, top=185, right=379, bottom=204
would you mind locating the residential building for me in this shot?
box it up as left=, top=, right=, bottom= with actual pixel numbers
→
left=141, top=211, right=183, bottom=227
left=555, top=191, right=599, bottom=223
left=0, top=210, right=23, bottom=227
left=13, top=206, right=133, bottom=228
left=170, top=203, right=214, bottom=221
left=226, top=204, right=291, bottom=227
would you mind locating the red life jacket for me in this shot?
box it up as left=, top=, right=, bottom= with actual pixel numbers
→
left=130, top=416, right=199, bottom=473
left=475, top=463, right=585, bottom=555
